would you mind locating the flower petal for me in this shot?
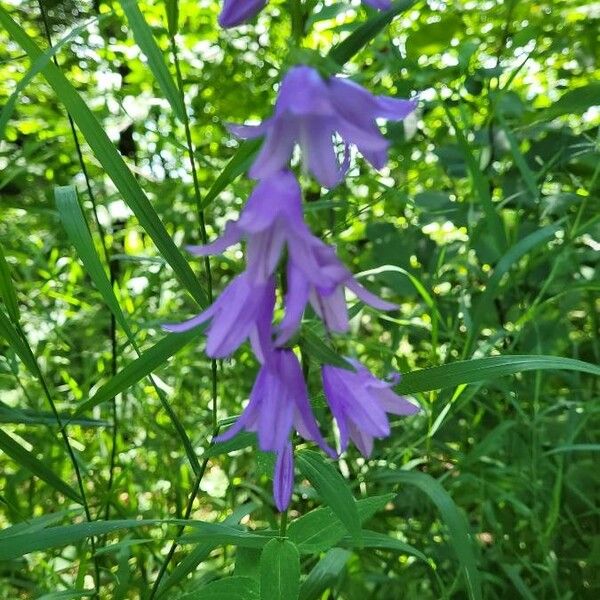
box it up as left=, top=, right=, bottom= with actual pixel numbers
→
left=276, top=262, right=310, bottom=345
left=300, top=118, right=343, bottom=188
left=346, top=278, right=397, bottom=311
left=273, top=442, right=294, bottom=512
left=186, top=221, right=242, bottom=256
left=218, top=0, right=267, bottom=27
left=249, top=118, right=298, bottom=180
left=162, top=304, right=216, bottom=333
left=226, top=118, right=271, bottom=139
left=375, top=96, right=418, bottom=121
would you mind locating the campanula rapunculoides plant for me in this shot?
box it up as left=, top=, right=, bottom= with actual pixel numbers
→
left=167, top=11, right=421, bottom=511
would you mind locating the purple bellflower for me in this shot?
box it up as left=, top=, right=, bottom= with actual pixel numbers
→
left=163, top=273, right=275, bottom=360
left=218, top=0, right=391, bottom=30
left=218, top=0, right=266, bottom=28
left=273, top=442, right=294, bottom=512
left=362, top=0, right=392, bottom=10
left=276, top=245, right=397, bottom=344
left=322, top=360, right=420, bottom=457
left=187, top=170, right=309, bottom=282
left=229, top=65, right=417, bottom=187
left=216, top=348, right=335, bottom=510
left=187, top=170, right=397, bottom=344
left=215, top=348, right=335, bottom=457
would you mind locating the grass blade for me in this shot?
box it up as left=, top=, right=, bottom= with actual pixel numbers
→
left=297, top=450, right=362, bottom=546
left=55, top=186, right=131, bottom=337
left=397, top=355, right=600, bottom=395
left=55, top=185, right=201, bottom=472
left=70, top=329, right=200, bottom=419
left=201, top=138, right=262, bottom=210
left=0, top=242, right=20, bottom=323
left=288, top=494, right=393, bottom=554
left=328, top=0, right=416, bottom=66
left=0, top=429, right=82, bottom=504
left=119, top=0, right=185, bottom=123
left=374, top=470, right=481, bottom=600
left=0, top=309, right=38, bottom=376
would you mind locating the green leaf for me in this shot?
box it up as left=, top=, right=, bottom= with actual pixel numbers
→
left=0, top=243, right=20, bottom=323
left=157, top=503, right=259, bottom=598
left=55, top=186, right=132, bottom=337
left=544, top=83, right=600, bottom=119
left=0, top=309, right=38, bottom=376
left=0, top=6, right=207, bottom=308
left=177, top=524, right=271, bottom=549
left=340, top=529, right=427, bottom=562
left=202, top=138, right=262, bottom=210
left=396, top=355, right=600, bottom=395
left=299, top=548, right=350, bottom=600
left=0, top=404, right=107, bottom=428
left=70, top=328, right=200, bottom=419
left=165, top=0, right=179, bottom=37
left=373, top=471, right=481, bottom=600
left=288, top=494, right=393, bottom=554
left=0, top=509, right=80, bottom=541
left=296, top=450, right=362, bottom=545
left=260, top=538, right=300, bottom=600
left=0, top=518, right=266, bottom=561
left=328, top=0, right=416, bottom=66
left=299, top=328, right=354, bottom=371
left=203, top=431, right=256, bottom=458
left=544, top=444, right=600, bottom=456
left=180, top=577, right=259, bottom=600
left=119, top=0, right=186, bottom=123
left=0, top=429, right=82, bottom=504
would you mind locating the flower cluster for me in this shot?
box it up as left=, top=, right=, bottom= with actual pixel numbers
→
left=167, top=65, right=420, bottom=511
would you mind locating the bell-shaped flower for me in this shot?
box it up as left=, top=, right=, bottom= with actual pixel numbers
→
left=215, top=349, right=336, bottom=457
left=229, top=65, right=417, bottom=187
left=218, top=0, right=391, bottom=29
left=218, top=0, right=266, bottom=28
left=322, top=360, right=420, bottom=457
left=363, top=0, right=392, bottom=9
left=273, top=441, right=294, bottom=512
left=187, top=170, right=312, bottom=282
left=276, top=243, right=397, bottom=344
left=163, top=273, right=275, bottom=360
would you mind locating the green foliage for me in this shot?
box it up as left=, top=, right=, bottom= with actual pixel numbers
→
left=0, top=0, right=599, bottom=598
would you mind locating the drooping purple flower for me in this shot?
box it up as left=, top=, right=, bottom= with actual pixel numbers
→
left=218, top=0, right=390, bottom=30
left=362, top=0, right=392, bottom=10
left=163, top=273, right=275, bottom=360
left=188, top=169, right=396, bottom=345
left=229, top=65, right=417, bottom=187
left=273, top=442, right=294, bottom=512
left=216, top=348, right=336, bottom=456
left=322, top=360, right=420, bottom=457
left=218, top=0, right=266, bottom=28
left=187, top=170, right=310, bottom=282
left=276, top=244, right=397, bottom=344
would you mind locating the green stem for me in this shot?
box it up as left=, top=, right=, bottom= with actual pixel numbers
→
left=146, top=31, right=222, bottom=599
left=279, top=508, right=289, bottom=538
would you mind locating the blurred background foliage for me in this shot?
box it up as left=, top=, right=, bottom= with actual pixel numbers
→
left=0, top=0, right=599, bottom=598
